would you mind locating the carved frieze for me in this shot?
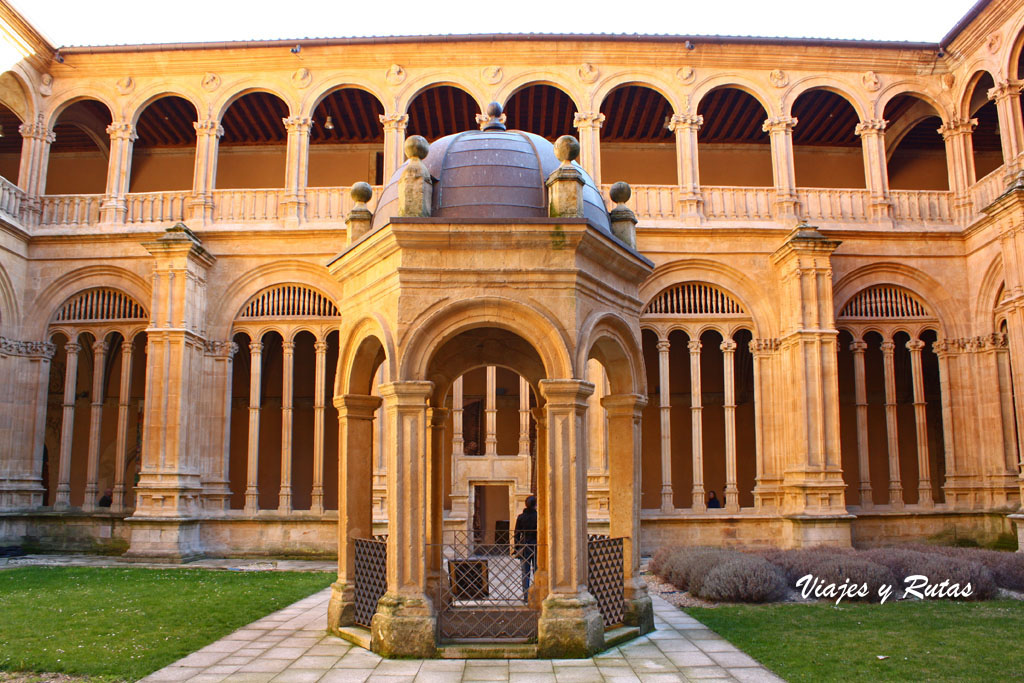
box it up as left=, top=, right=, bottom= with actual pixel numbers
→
left=0, top=337, right=56, bottom=358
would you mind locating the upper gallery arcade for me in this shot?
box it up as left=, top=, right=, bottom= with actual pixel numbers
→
left=1, top=0, right=1024, bottom=567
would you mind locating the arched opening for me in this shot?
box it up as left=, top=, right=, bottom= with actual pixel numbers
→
left=600, top=85, right=675, bottom=185
left=884, top=94, right=948, bottom=191
left=697, top=87, right=772, bottom=187
left=965, top=73, right=1003, bottom=181
left=129, top=96, right=198, bottom=192
left=0, top=101, right=22, bottom=184
left=308, top=88, right=385, bottom=187
left=406, top=85, right=478, bottom=140
left=639, top=328, right=661, bottom=510
left=791, top=89, right=864, bottom=188
left=837, top=285, right=945, bottom=508
left=216, top=91, right=289, bottom=189
left=503, top=84, right=576, bottom=141
left=226, top=284, right=341, bottom=514
left=46, top=99, right=113, bottom=194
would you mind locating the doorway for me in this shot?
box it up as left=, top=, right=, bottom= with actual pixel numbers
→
left=473, top=484, right=510, bottom=547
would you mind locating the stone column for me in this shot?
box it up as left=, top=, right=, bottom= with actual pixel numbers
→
left=748, top=338, right=780, bottom=509
left=485, top=365, right=498, bottom=455
left=202, top=340, right=236, bottom=513
left=452, top=375, right=464, bottom=456
left=189, top=119, right=223, bottom=226
left=537, top=379, right=602, bottom=659
left=379, top=114, right=408, bottom=183
left=312, top=340, right=328, bottom=515
left=0, top=340, right=54, bottom=508
left=282, top=116, right=311, bottom=228
left=721, top=339, right=739, bottom=511
left=850, top=340, right=872, bottom=508
left=938, top=118, right=978, bottom=222
left=770, top=225, right=848, bottom=526
left=328, top=393, right=381, bottom=633
left=689, top=339, right=706, bottom=511
left=17, top=115, right=55, bottom=224
left=880, top=340, right=904, bottom=508
left=128, top=225, right=215, bottom=560
left=763, top=115, right=800, bottom=222
left=100, top=122, right=137, bottom=224
left=245, top=340, right=263, bottom=515
left=55, top=340, right=80, bottom=510
left=572, top=112, right=605, bottom=185
left=854, top=119, right=894, bottom=223
left=528, top=405, right=548, bottom=609
left=668, top=113, right=704, bottom=221
left=112, top=339, right=135, bottom=513
left=934, top=340, right=959, bottom=504
left=426, top=406, right=449, bottom=600
left=518, top=376, right=531, bottom=456
left=988, top=81, right=1024, bottom=180
left=602, top=393, right=654, bottom=634
left=656, top=337, right=674, bottom=511
left=278, top=340, right=295, bottom=512
left=83, top=339, right=109, bottom=512
left=373, top=381, right=436, bottom=658
left=906, top=339, right=933, bottom=507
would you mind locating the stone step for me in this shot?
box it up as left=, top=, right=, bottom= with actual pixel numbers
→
left=603, top=624, right=641, bottom=648
left=438, top=642, right=539, bottom=659
left=335, top=625, right=372, bottom=650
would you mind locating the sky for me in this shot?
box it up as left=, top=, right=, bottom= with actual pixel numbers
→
left=15, top=0, right=981, bottom=47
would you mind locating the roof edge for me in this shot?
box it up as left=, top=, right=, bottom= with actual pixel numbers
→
left=939, top=0, right=992, bottom=47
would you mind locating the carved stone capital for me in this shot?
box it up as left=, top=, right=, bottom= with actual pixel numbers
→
left=854, top=118, right=888, bottom=136
left=720, top=340, right=738, bottom=352
left=379, top=113, right=409, bottom=132
left=281, top=340, right=296, bottom=354
left=194, top=119, right=225, bottom=137
left=92, top=339, right=109, bottom=354
left=749, top=338, right=781, bottom=355
left=762, top=115, right=798, bottom=133
left=314, top=340, right=329, bottom=353
left=204, top=340, right=238, bottom=358
left=656, top=340, right=671, bottom=353
left=283, top=116, right=312, bottom=134
left=880, top=341, right=896, bottom=354
left=988, top=80, right=1024, bottom=102
left=0, top=336, right=56, bottom=358
left=572, top=111, right=605, bottom=130
left=249, top=341, right=263, bottom=355
left=937, top=118, right=977, bottom=140
left=106, top=121, right=137, bottom=142
left=64, top=341, right=82, bottom=356
left=668, top=113, right=703, bottom=132
left=849, top=340, right=868, bottom=353
left=688, top=340, right=702, bottom=352
left=19, top=115, right=55, bottom=143
left=905, top=340, right=926, bottom=352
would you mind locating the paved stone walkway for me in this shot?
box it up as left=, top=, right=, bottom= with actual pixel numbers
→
left=140, top=591, right=784, bottom=683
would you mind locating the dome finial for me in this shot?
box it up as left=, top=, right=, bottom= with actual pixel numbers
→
left=478, top=101, right=507, bottom=131
left=553, top=135, right=580, bottom=164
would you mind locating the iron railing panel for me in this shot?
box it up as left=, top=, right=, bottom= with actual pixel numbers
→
left=353, top=535, right=388, bottom=628
left=587, top=534, right=625, bottom=628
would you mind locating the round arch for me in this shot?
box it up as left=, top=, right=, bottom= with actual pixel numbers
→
left=639, top=259, right=777, bottom=338
left=43, top=92, right=117, bottom=131
left=212, top=81, right=296, bottom=121
left=577, top=311, right=645, bottom=396
left=209, top=260, right=344, bottom=340
left=832, top=262, right=964, bottom=339
left=303, top=81, right=388, bottom=118
left=958, top=67, right=1000, bottom=119
left=874, top=83, right=950, bottom=122
left=337, top=314, right=397, bottom=396
left=690, top=75, right=775, bottom=116
left=784, top=77, right=868, bottom=121
left=0, top=260, right=19, bottom=337
left=494, top=74, right=584, bottom=112
left=398, top=296, right=574, bottom=386
left=27, top=266, right=152, bottom=340
left=396, top=76, right=489, bottom=117
left=592, top=73, right=682, bottom=114
left=126, top=88, right=203, bottom=127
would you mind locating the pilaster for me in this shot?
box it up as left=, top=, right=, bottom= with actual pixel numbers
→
left=770, top=224, right=847, bottom=518
left=0, top=338, right=55, bottom=509
left=126, top=223, right=215, bottom=561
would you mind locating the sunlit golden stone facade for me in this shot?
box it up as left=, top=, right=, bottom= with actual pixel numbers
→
left=1, top=0, right=1024, bottom=566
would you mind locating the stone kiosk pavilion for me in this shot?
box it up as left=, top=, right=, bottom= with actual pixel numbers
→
left=326, top=106, right=654, bottom=657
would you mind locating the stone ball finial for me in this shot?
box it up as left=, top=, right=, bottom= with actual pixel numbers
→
left=554, top=135, right=580, bottom=163
left=487, top=101, right=503, bottom=118
left=405, top=135, right=430, bottom=161
left=609, top=181, right=631, bottom=204
left=350, top=182, right=373, bottom=204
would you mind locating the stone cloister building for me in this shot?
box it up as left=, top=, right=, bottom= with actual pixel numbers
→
left=2, top=0, right=1024, bottom=587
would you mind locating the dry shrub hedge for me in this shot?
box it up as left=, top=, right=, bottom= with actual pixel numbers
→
left=694, top=555, right=787, bottom=603
left=794, top=557, right=896, bottom=601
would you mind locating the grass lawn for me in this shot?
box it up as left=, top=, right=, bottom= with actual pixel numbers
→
left=0, top=567, right=335, bottom=682
left=687, top=600, right=1024, bottom=682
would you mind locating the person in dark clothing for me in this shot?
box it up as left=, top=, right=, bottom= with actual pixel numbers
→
left=514, top=495, right=538, bottom=598
left=707, top=491, right=722, bottom=509
left=97, top=488, right=113, bottom=508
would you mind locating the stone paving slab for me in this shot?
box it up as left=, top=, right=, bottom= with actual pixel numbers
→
left=140, top=591, right=785, bottom=682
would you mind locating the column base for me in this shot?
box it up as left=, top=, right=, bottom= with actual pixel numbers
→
left=123, top=518, right=204, bottom=562
left=327, top=581, right=356, bottom=634
left=370, top=592, right=437, bottom=658
left=623, top=587, right=654, bottom=635
left=1008, top=514, right=1024, bottom=552
left=537, top=592, right=604, bottom=659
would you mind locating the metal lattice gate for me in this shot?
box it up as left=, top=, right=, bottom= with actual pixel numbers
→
left=353, top=536, right=388, bottom=628
left=587, top=535, right=625, bottom=628
left=432, top=531, right=540, bottom=640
